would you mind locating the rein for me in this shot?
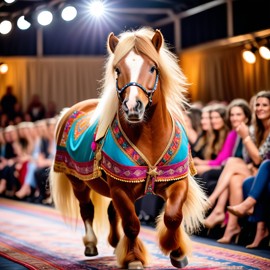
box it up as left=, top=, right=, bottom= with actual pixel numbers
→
left=115, top=67, right=159, bottom=106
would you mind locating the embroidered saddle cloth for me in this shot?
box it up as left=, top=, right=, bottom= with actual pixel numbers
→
left=54, top=110, right=195, bottom=194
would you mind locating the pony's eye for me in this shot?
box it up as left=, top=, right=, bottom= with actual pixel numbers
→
left=150, top=66, right=156, bottom=74
left=115, top=68, right=120, bottom=75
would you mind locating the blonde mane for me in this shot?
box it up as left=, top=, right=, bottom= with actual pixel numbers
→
left=92, top=27, right=189, bottom=140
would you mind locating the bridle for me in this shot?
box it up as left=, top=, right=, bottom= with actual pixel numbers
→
left=115, top=67, right=159, bottom=107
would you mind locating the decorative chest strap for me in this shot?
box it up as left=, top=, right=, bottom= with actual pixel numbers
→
left=100, top=152, right=189, bottom=194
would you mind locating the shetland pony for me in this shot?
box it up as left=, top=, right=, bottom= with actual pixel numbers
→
left=50, top=27, right=208, bottom=269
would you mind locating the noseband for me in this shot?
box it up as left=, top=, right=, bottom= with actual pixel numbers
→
left=116, top=67, right=159, bottom=106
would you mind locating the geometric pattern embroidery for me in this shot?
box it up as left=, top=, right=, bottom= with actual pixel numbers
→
left=112, top=117, right=146, bottom=166
left=111, top=117, right=181, bottom=166
left=158, top=124, right=181, bottom=166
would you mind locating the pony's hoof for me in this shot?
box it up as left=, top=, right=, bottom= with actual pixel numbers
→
left=84, top=243, right=98, bottom=257
left=170, top=252, right=188, bottom=268
left=128, top=260, right=144, bottom=269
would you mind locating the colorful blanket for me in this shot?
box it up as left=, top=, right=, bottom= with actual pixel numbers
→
left=54, top=110, right=195, bottom=194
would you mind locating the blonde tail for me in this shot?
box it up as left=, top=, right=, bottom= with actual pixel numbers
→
left=49, top=169, right=80, bottom=225
left=90, top=190, right=111, bottom=238
left=182, top=173, right=209, bottom=234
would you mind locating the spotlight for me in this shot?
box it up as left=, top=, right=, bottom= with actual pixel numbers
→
left=17, top=16, right=31, bottom=30
left=0, top=20, right=12, bottom=34
left=61, top=6, right=77, bottom=21
left=242, top=44, right=257, bottom=64
left=0, top=63, right=8, bottom=74
left=259, top=40, right=270, bottom=60
left=4, top=0, right=16, bottom=3
left=89, top=0, right=105, bottom=18
left=37, top=10, right=53, bottom=26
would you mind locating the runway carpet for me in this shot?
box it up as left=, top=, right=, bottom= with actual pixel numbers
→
left=0, top=197, right=269, bottom=270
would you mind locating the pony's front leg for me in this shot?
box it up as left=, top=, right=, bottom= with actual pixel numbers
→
left=157, top=178, right=191, bottom=268
left=109, top=182, right=149, bottom=269
left=107, top=200, right=121, bottom=248
left=68, top=175, right=98, bottom=257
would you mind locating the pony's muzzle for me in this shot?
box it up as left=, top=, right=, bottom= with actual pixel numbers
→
left=122, top=99, right=144, bottom=122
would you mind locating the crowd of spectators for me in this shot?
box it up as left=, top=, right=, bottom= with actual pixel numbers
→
left=0, top=86, right=58, bottom=205
left=185, top=90, right=270, bottom=250
left=0, top=86, right=57, bottom=128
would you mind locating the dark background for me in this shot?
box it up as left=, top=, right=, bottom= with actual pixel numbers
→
left=0, top=0, right=270, bottom=56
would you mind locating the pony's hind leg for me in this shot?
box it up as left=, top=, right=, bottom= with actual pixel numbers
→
left=68, top=175, right=98, bottom=256
left=156, top=178, right=191, bottom=268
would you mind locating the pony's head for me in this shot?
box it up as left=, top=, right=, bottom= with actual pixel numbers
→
left=93, top=27, right=189, bottom=140
left=108, top=29, right=163, bottom=123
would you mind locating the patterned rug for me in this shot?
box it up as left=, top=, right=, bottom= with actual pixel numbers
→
left=0, top=197, right=269, bottom=270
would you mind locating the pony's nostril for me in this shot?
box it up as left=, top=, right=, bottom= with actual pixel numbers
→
left=136, top=100, right=142, bottom=111
left=122, top=100, right=129, bottom=112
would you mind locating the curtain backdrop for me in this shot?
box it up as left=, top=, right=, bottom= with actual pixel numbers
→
left=180, top=44, right=270, bottom=104
left=1, top=46, right=270, bottom=113
left=0, top=57, right=104, bottom=112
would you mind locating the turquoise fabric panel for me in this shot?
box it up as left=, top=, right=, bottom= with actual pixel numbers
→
left=103, top=128, right=136, bottom=166
left=66, top=118, right=98, bottom=163
left=167, top=122, right=188, bottom=165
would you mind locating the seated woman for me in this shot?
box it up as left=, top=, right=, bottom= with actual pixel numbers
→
left=204, top=90, right=270, bottom=244
left=200, top=99, right=252, bottom=195
left=227, top=159, right=270, bottom=248
left=15, top=122, right=39, bottom=199
left=194, top=103, right=229, bottom=176
left=191, top=105, right=213, bottom=160
left=184, top=106, right=202, bottom=146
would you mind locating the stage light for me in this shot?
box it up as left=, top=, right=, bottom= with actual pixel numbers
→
left=242, top=50, right=256, bottom=64
left=89, top=0, right=105, bottom=18
left=259, top=40, right=270, bottom=60
left=0, top=63, right=8, bottom=74
left=61, top=6, right=77, bottom=21
left=242, top=43, right=257, bottom=64
left=17, top=16, right=31, bottom=30
left=0, top=20, right=12, bottom=34
left=37, top=10, right=53, bottom=26
left=4, top=0, right=16, bottom=3
left=259, top=46, right=270, bottom=60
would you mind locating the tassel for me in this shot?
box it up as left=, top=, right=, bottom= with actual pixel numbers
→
left=91, top=134, right=97, bottom=151
left=189, top=150, right=197, bottom=176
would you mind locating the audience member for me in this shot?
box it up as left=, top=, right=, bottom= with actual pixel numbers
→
left=191, top=105, right=213, bottom=159
left=12, top=102, right=24, bottom=124
left=227, top=159, right=270, bottom=248
left=26, top=94, right=46, bottom=121
left=0, top=85, right=17, bottom=121
left=0, top=113, right=9, bottom=127
left=15, top=122, right=40, bottom=199
left=185, top=106, right=202, bottom=145
left=45, top=100, right=57, bottom=118
left=194, top=103, right=229, bottom=175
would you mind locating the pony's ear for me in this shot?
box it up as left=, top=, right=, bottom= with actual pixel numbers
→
left=151, top=29, right=163, bottom=52
left=108, top=32, right=119, bottom=54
